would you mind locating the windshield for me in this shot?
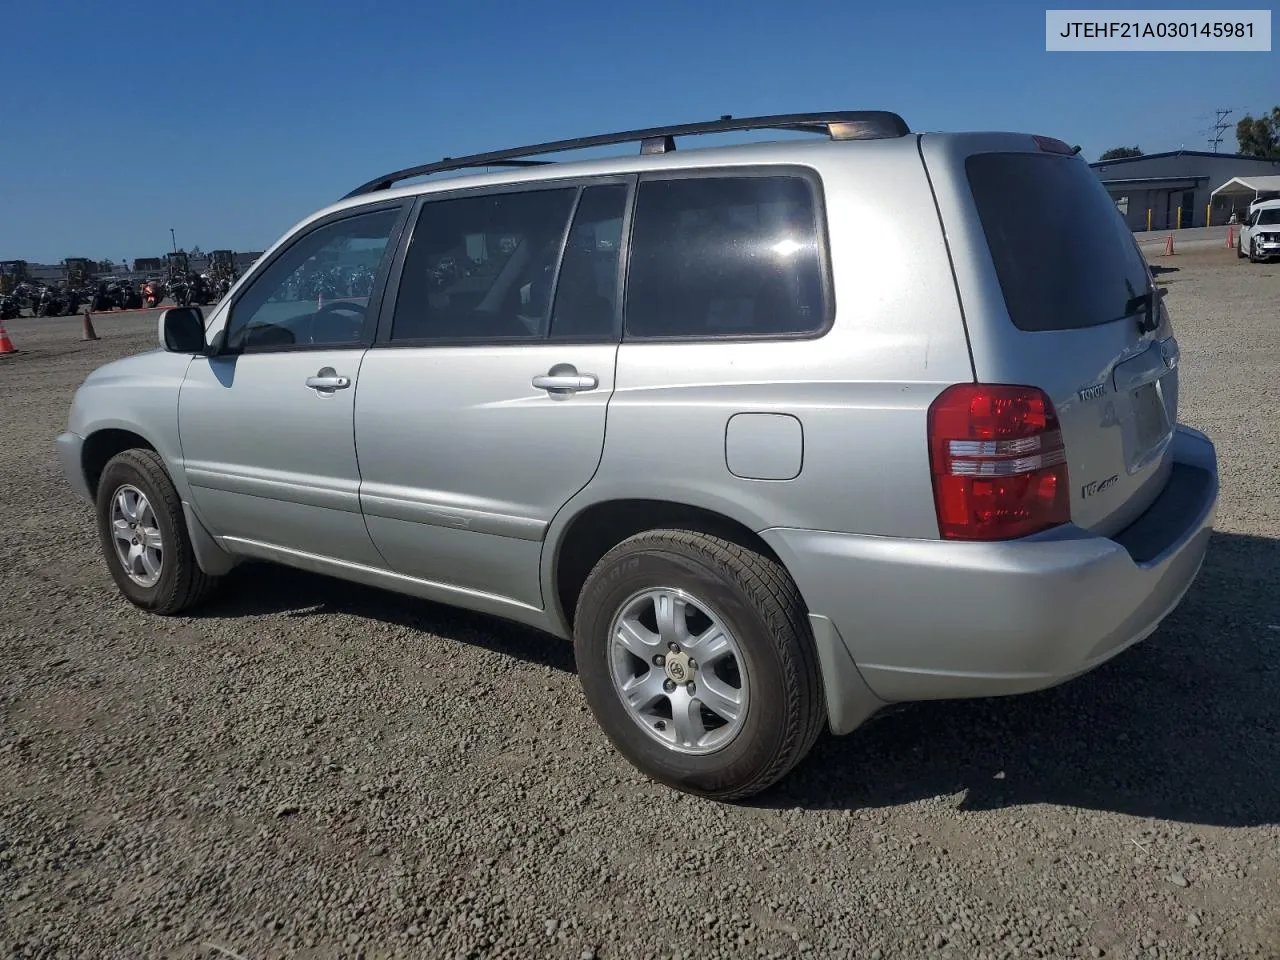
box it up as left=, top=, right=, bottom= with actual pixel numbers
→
left=1256, top=209, right=1280, bottom=226
left=966, top=151, right=1152, bottom=332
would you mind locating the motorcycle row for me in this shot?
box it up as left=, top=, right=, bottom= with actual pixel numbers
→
left=0, top=272, right=237, bottom=322
left=268, top=264, right=376, bottom=303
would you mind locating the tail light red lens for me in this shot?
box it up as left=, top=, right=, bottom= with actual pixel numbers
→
left=927, top=384, right=1071, bottom=540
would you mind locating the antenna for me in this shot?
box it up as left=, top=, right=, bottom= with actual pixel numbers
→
left=1208, top=108, right=1232, bottom=152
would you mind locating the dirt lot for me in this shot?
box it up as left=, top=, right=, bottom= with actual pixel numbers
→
left=2, top=248, right=1278, bottom=960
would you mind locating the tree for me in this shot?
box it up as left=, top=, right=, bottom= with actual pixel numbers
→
left=1099, top=146, right=1143, bottom=161
left=1236, top=107, right=1280, bottom=158
left=97, top=259, right=114, bottom=273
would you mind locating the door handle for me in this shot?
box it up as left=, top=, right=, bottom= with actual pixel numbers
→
left=532, top=372, right=598, bottom=393
left=305, top=371, right=351, bottom=391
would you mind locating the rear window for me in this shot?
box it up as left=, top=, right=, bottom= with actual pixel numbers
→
left=966, top=152, right=1152, bottom=333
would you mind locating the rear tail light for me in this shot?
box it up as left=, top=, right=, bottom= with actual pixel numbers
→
left=927, top=384, right=1070, bottom=540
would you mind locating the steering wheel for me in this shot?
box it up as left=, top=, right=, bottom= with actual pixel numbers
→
left=308, top=299, right=367, bottom=344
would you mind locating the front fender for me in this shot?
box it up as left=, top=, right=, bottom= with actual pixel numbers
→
left=67, top=350, right=193, bottom=500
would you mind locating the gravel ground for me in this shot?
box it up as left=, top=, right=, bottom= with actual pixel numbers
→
left=2, top=249, right=1278, bottom=960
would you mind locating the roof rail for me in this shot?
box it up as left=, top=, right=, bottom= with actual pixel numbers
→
left=341, top=111, right=910, bottom=200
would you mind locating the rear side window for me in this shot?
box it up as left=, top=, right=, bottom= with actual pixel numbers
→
left=625, top=175, right=827, bottom=339
left=966, top=152, right=1152, bottom=333
left=391, top=188, right=577, bottom=341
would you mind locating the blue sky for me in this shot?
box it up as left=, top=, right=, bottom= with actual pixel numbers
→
left=3, top=0, right=1275, bottom=263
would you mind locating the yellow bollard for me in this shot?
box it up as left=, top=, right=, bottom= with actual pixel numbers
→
left=1205, top=202, right=1212, bottom=227
left=1177, top=207, right=1183, bottom=230
left=1146, top=208, right=1153, bottom=231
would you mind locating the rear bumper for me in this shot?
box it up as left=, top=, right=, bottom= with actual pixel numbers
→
left=763, top=424, right=1218, bottom=707
left=55, top=431, right=91, bottom=503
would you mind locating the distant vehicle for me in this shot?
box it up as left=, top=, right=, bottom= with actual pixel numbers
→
left=1237, top=199, right=1280, bottom=263
left=56, top=111, right=1218, bottom=800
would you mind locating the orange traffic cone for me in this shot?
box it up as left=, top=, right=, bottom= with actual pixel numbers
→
left=1226, top=226, right=1234, bottom=248
left=1163, top=233, right=1175, bottom=256
left=82, top=310, right=99, bottom=342
left=0, top=318, right=17, bottom=356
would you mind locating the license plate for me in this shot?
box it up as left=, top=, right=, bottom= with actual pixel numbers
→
left=1132, top=381, right=1170, bottom=452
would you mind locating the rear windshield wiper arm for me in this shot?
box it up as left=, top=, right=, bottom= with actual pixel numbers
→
left=1123, top=287, right=1167, bottom=333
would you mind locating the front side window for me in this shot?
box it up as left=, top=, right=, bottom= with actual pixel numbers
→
left=225, top=208, right=400, bottom=352
left=625, top=175, right=827, bottom=339
left=391, top=188, right=578, bottom=341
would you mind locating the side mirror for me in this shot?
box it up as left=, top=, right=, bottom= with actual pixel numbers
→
left=159, top=306, right=206, bottom=353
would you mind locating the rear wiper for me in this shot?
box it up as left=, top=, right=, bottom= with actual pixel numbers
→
left=1123, top=287, right=1167, bottom=333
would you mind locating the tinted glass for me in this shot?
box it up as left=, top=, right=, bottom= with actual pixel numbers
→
left=625, top=176, right=826, bottom=339
left=549, top=184, right=628, bottom=340
left=226, top=208, right=399, bottom=352
left=966, top=152, right=1153, bottom=332
left=1256, top=208, right=1280, bottom=225
left=391, top=188, right=577, bottom=341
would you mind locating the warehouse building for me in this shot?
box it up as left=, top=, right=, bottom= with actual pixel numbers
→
left=1091, top=150, right=1280, bottom=231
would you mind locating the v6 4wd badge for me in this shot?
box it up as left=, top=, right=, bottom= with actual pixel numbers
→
left=1082, top=474, right=1119, bottom=499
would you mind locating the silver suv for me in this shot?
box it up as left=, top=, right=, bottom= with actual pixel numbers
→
left=56, top=112, right=1219, bottom=800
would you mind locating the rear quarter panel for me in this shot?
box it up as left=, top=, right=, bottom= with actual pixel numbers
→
left=552, top=138, right=974, bottom=549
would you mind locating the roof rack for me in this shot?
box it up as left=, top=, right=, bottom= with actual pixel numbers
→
left=341, top=111, right=910, bottom=200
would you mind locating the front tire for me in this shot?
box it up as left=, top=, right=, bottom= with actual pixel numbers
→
left=574, top=529, right=824, bottom=800
left=95, top=449, right=220, bottom=614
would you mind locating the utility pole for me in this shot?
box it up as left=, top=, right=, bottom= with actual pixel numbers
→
left=170, top=228, right=178, bottom=254
left=1208, top=108, right=1232, bottom=152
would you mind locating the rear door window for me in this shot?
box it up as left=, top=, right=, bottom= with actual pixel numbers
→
left=391, top=188, right=577, bottom=342
left=624, top=175, right=828, bottom=339
left=966, top=152, right=1153, bottom=333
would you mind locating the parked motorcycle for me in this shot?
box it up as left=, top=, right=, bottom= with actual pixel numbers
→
left=34, top=287, right=67, bottom=317
left=117, top=281, right=143, bottom=310
left=91, top=281, right=116, bottom=312
left=189, top=273, right=213, bottom=306
left=168, top=276, right=191, bottom=307
left=347, top=265, right=374, bottom=297
left=142, top=279, right=166, bottom=308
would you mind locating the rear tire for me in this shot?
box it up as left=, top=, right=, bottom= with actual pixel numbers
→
left=573, top=529, right=825, bottom=800
left=95, top=449, right=220, bottom=614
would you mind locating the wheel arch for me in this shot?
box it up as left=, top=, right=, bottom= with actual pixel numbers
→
left=81, top=426, right=160, bottom=500
left=545, top=496, right=786, bottom=637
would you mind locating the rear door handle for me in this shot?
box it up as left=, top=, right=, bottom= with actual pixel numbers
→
left=305, top=371, right=351, bottom=391
left=532, top=373, right=598, bottom=393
